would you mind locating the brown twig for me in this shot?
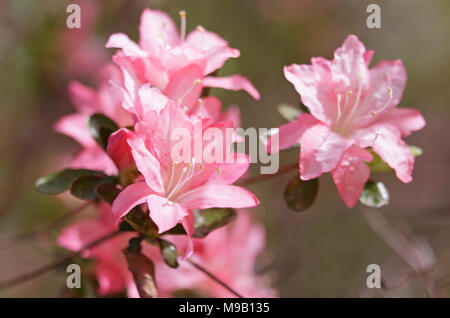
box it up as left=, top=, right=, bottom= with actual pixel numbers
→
left=187, top=259, right=244, bottom=298
left=362, top=209, right=436, bottom=296
left=0, top=230, right=121, bottom=290
left=0, top=202, right=92, bottom=251
left=236, top=162, right=298, bottom=187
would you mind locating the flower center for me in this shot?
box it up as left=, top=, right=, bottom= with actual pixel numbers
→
left=165, top=159, right=206, bottom=200
left=332, top=75, right=393, bottom=136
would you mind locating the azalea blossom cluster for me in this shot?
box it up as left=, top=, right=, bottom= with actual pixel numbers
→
left=36, top=7, right=426, bottom=298
left=53, top=8, right=273, bottom=297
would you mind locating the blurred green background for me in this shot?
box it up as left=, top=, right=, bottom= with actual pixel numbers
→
left=0, top=0, right=449, bottom=297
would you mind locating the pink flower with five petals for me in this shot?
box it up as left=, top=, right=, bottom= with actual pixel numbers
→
left=271, top=35, right=425, bottom=207
left=112, top=103, right=259, bottom=257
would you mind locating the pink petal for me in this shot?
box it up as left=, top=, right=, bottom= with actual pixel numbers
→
left=139, top=9, right=180, bottom=55
left=190, top=96, right=222, bottom=122
left=106, top=33, right=147, bottom=57
left=186, top=28, right=228, bottom=51
left=363, top=60, right=407, bottom=115
left=331, top=34, right=370, bottom=92
left=152, top=103, right=193, bottom=167
left=178, top=184, right=259, bottom=210
left=283, top=58, right=335, bottom=125
left=218, top=105, right=241, bottom=127
left=112, top=182, right=154, bottom=225
left=331, top=146, right=373, bottom=208
left=54, top=113, right=95, bottom=148
left=71, top=147, right=118, bottom=176
left=203, top=46, right=240, bottom=75
left=186, top=29, right=239, bottom=74
left=107, top=128, right=135, bottom=170
left=147, top=195, right=188, bottom=234
left=138, top=84, right=168, bottom=116
left=203, top=75, right=260, bottom=100
left=375, top=108, right=425, bottom=137
left=96, top=260, right=127, bottom=296
left=68, top=81, right=99, bottom=114
left=58, top=219, right=109, bottom=258
left=371, top=125, right=414, bottom=183
left=268, top=113, right=318, bottom=151
left=364, top=50, right=374, bottom=66
left=164, top=64, right=203, bottom=109
left=181, top=212, right=194, bottom=259
left=127, top=137, right=165, bottom=194
left=299, top=122, right=353, bottom=180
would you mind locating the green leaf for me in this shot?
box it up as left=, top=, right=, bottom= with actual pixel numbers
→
left=125, top=208, right=158, bottom=239
left=284, top=175, right=319, bottom=212
left=277, top=104, right=301, bottom=121
left=35, top=169, right=105, bottom=195
left=96, top=183, right=121, bottom=205
left=193, top=208, right=237, bottom=238
left=88, top=113, right=119, bottom=150
left=70, top=175, right=118, bottom=201
left=159, top=239, right=179, bottom=268
left=359, top=180, right=389, bottom=208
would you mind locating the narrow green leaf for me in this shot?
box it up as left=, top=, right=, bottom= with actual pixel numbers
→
left=88, top=113, right=119, bottom=150
left=359, top=180, right=389, bottom=208
left=193, top=208, right=237, bottom=238
left=70, top=175, right=118, bottom=201
left=284, top=175, right=319, bottom=212
left=35, top=169, right=105, bottom=195
left=159, top=239, right=179, bottom=268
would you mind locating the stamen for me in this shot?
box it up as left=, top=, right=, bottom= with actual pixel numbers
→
left=196, top=25, right=205, bottom=32
left=343, top=75, right=364, bottom=126
left=336, top=94, right=342, bottom=120
left=177, top=79, right=202, bottom=106
left=179, top=11, right=186, bottom=42
left=370, top=87, right=394, bottom=118
left=166, top=158, right=201, bottom=200
left=216, top=168, right=221, bottom=176
left=198, top=98, right=203, bottom=106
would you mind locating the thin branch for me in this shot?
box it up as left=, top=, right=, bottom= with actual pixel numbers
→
left=236, top=162, right=298, bottom=187
left=187, top=259, right=244, bottom=298
left=0, top=202, right=91, bottom=251
left=362, top=209, right=437, bottom=296
left=0, top=230, right=121, bottom=290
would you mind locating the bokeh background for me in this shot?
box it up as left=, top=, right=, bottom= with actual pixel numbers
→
left=0, top=0, right=449, bottom=297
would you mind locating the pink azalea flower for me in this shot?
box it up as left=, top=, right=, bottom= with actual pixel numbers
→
left=272, top=35, right=425, bottom=207
left=112, top=103, right=259, bottom=257
left=54, top=64, right=134, bottom=175
left=105, top=8, right=259, bottom=120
